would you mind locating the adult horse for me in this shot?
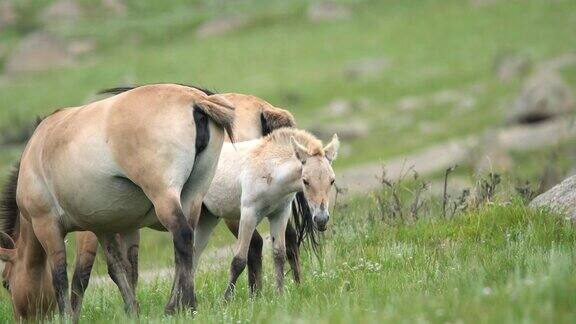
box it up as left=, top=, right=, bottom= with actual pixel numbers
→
left=0, top=84, right=234, bottom=320
left=69, top=90, right=317, bottom=319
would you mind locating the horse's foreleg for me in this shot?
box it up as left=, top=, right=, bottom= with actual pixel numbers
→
left=31, top=216, right=70, bottom=317
left=224, top=209, right=258, bottom=301
left=98, top=233, right=139, bottom=315
left=71, top=231, right=98, bottom=323
left=269, top=208, right=291, bottom=293
left=153, top=191, right=195, bottom=314
left=225, top=219, right=263, bottom=296
left=285, top=222, right=301, bottom=284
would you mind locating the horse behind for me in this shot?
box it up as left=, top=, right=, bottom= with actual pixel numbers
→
left=0, top=84, right=234, bottom=320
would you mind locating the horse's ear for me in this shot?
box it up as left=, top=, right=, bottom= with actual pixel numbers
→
left=261, top=107, right=296, bottom=135
left=0, top=232, right=15, bottom=262
left=324, top=134, right=340, bottom=163
left=290, top=136, right=309, bottom=163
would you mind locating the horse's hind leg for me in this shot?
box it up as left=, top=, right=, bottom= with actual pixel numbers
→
left=98, top=233, right=139, bottom=315
left=152, top=190, right=196, bottom=314
left=285, top=223, right=302, bottom=284
left=225, top=220, right=263, bottom=296
left=71, top=231, right=98, bottom=323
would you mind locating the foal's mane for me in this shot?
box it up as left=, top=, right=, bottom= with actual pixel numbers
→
left=261, top=128, right=324, bottom=157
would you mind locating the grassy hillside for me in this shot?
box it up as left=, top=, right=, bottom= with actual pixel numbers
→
left=0, top=0, right=575, bottom=322
left=1, top=0, right=576, bottom=171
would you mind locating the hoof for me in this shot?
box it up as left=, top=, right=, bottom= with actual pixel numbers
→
left=165, top=296, right=196, bottom=315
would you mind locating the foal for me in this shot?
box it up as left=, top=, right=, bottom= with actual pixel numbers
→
left=194, top=128, right=339, bottom=297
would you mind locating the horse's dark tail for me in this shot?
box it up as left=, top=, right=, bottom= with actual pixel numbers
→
left=0, top=161, right=20, bottom=240
left=291, top=191, right=320, bottom=256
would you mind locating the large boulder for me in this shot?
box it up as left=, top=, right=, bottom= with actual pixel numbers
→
left=530, top=175, right=576, bottom=220
left=506, top=72, right=575, bottom=125
left=4, top=32, right=74, bottom=74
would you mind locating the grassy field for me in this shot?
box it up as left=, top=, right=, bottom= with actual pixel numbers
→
left=1, top=194, right=574, bottom=323
left=0, top=0, right=575, bottom=322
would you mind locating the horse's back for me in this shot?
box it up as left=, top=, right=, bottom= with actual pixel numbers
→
left=17, top=84, right=214, bottom=232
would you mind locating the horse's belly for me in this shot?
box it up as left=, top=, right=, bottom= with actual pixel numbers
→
left=58, top=176, right=156, bottom=232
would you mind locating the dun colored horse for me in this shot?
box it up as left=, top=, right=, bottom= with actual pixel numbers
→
left=69, top=90, right=318, bottom=319
left=0, top=84, right=234, bottom=320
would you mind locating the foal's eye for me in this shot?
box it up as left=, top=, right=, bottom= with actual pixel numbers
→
left=303, top=179, right=310, bottom=186
left=330, top=179, right=335, bottom=186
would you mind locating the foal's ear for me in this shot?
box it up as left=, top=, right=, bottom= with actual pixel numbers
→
left=290, top=136, right=309, bottom=163
left=324, top=134, right=340, bottom=163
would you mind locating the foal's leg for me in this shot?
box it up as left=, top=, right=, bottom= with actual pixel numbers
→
left=269, top=207, right=291, bottom=293
left=224, top=219, right=264, bottom=295
left=30, top=214, right=70, bottom=317
left=71, top=231, right=98, bottom=322
left=192, top=207, right=220, bottom=276
left=224, top=208, right=258, bottom=300
left=285, top=222, right=302, bottom=284
left=98, top=233, right=139, bottom=315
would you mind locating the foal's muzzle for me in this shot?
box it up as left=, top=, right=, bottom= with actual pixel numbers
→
left=313, top=210, right=330, bottom=232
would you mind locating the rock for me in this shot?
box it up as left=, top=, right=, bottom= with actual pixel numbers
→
left=530, top=175, right=576, bottom=220
left=67, top=39, right=97, bottom=56
left=102, top=0, right=127, bottom=16
left=344, top=57, right=389, bottom=80
left=311, top=120, right=370, bottom=140
left=324, top=98, right=371, bottom=116
left=472, top=133, right=513, bottom=174
left=307, top=2, right=352, bottom=23
left=506, top=72, right=575, bottom=125
left=494, top=54, right=531, bottom=82
left=40, top=0, right=83, bottom=24
left=432, top=89, right=465, bottom=105
left=396, top=96, right=425, bottom=111
left=0, top=2, right=17, bottom=30
left=4, top=32, right=74, bottom=74
left=196, top=15, right=250, bottom=38
left=536, top=52, right=576, bottom=73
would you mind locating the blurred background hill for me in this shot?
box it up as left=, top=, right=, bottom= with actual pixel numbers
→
left=1, top=0, right=576, bottom=185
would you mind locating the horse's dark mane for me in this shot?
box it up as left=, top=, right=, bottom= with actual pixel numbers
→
left=0, top=161, right=20, bottom=240
left=98, top=84, right=217, bottom=96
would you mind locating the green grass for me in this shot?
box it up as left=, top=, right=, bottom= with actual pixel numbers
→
left=1, top=196, right=573, bottom=323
